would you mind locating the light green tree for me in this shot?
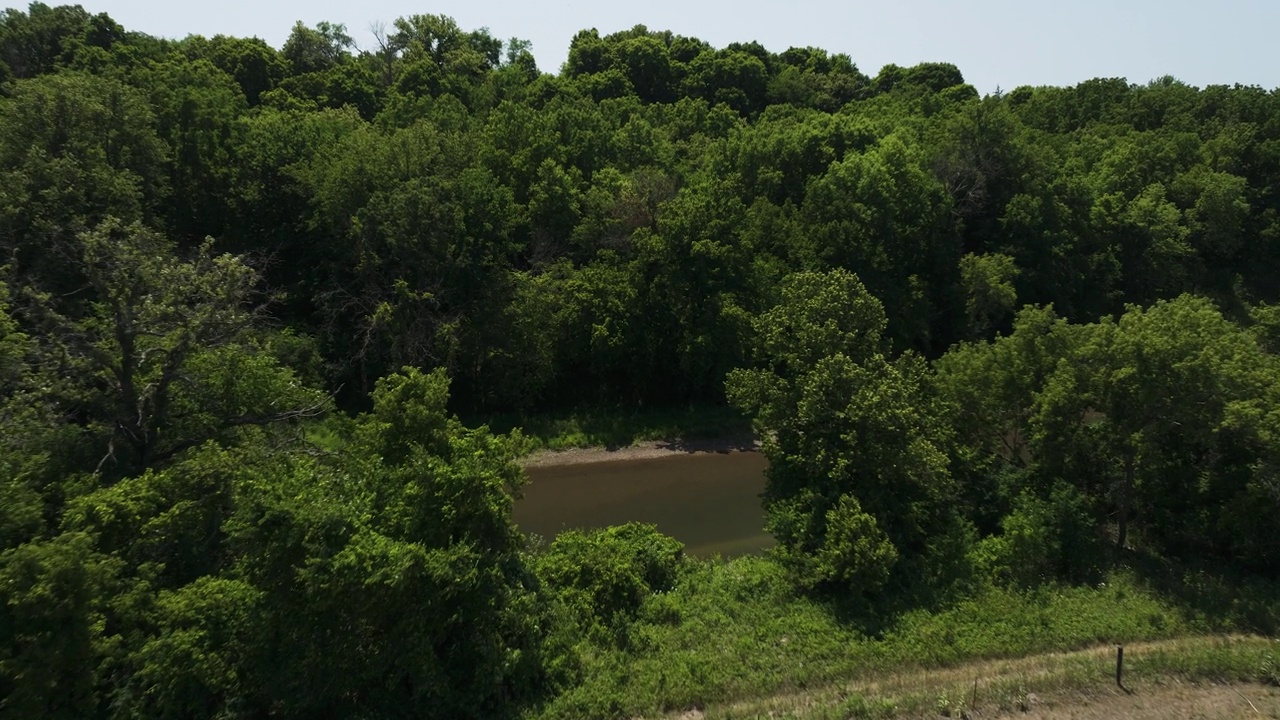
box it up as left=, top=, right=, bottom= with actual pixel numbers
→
left=23, top=220, right=328, bottom=478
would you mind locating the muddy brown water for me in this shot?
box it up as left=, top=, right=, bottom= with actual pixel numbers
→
left=514, top=451, right=774, bottom=557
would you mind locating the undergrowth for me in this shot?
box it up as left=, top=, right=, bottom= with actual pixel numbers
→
left=529, top=555, right=1280, bottom=720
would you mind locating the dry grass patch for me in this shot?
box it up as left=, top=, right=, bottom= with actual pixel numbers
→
left=689, top=636, right=1279, bottom=719
left=1006, top=682, right=1280, bottom=719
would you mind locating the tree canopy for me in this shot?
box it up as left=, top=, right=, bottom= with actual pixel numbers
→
left=2, top=4, right=1280, bottom=716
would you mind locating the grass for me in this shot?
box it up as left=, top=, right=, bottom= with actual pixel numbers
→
left=470, top=403, right=753, bottom=452
left=720, top=636, right=1279, bottom=719
left=528, top=556, right=1280, bottom=720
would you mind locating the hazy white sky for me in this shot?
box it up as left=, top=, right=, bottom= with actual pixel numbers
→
left=75, top=0, right=1278, bottom=94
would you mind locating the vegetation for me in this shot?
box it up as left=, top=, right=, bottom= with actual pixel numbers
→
left=534, top=551, right=1280, bottom=719
left=477, top=403, right=751, bottom=451
left=1, top=3, right=1278, bottom=719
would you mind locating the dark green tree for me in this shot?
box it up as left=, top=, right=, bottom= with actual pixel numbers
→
left=0, top=71, right=166, bottom=289
left=0, top=3, right=124, bottom=79
left=727, top=269, right=971, bottom=598
left=179, top=34, right=285, bottom=105
left=281, top=20, right=351, bottom=75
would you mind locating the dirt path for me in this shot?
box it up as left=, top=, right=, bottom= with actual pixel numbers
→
left=674, top=684, right=1280, bottom=720
left=519, top=435, right=760, bottom=468
left=1009, top=681, right=1280, bottom=718
left=697, top=637, right=1279, bottom=720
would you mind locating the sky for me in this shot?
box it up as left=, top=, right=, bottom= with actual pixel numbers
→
left=74, top=0, right=1279, bottom=95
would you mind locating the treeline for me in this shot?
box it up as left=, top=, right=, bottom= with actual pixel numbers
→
left=2, top=3, right=1280, bottom=718
left=3, top=3, right=1278, bottom=413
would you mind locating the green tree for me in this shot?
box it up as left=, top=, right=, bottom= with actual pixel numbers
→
left=727, top=269, right=969, bottom=597
left=933, top=305, right=1081, bottom=477
left=768, top=47, right=869, bottom=111
left=138, top=56, right=248, bottom=241
left=22, top=220, right=328, bottom=479
left=724, top=107, right=878, bottom=207
left=0, top=285, right=54, bottom=560
left=797, top=135, right=959, bottom=352
left=0, top=275, right=86, bottom=550
left=0, top=3, right=124, bottom=79
left=0, top=532, right=125, bottom=720
left=1033, top=296, right=1280, bottom=562
left=612, top=33, right=674, bottom=104
left=179, top=34, right=285, bottom=105
left=280, top=20, right=352, bottom=76
left=54, top=368, right=560, bottom=718
left=125, top=576, right=264, bottom=719
left=939, top=296, right=1280, bottom=574
left=217, top=367, right=557, bottom=718
left=685, top=49, right=769, bottom=116
left=536, top=523, right=684, bottom=641
left=0, top=71, right=166, bottom=290
left=634, top=175, right=759, bottom=402
left=368, top=14, right=506, bottom=111
left=958, top=252, right=1019, bottom=338
left=289, top=118, right=522, bottom=404
left=996, top=179, right=1119, bottom=321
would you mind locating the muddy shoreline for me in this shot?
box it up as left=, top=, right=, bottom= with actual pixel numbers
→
left=519, top=433, right=761, bottom=468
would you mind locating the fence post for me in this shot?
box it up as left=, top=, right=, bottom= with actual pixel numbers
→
left=1116, top=645, right=1125, bottom=689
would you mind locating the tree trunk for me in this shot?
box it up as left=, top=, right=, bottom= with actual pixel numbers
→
left=1116, top=451, right=1134, bottom=550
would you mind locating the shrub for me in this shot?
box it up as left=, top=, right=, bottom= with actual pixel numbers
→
left=973, top=481, right=1102, bottom=588
left=535, top=523, right=685, bottom=639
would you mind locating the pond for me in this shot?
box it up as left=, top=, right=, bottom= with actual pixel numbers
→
left=514, top=450, right=773, bottom=557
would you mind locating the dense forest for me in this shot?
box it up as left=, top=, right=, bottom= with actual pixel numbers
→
left=2, top=3, right=1279, bottom=718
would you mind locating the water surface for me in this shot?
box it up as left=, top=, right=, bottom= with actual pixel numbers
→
left=515, top=451, right=772, bottom=557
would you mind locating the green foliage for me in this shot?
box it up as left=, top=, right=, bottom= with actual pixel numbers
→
left=533, top=553, right=1279, bottom=720
left=728, top=269, right=970, bottom=599
left=958, top=252, right=1019, bottom=337
left=201, top=367, right=556, bottom=719
left=126, top=576, right=264, bottom=719
left=939, top=295, right=1280, bottom=577
left=4, top=8, right=1280, bottom=717
left=61, top=443, right=240, bottom=587
left=180, top=34, right=285, bottom=105
left=0, top=70, right=166, bottom=287
left=138, top=55, right=248, bottom=240
left=2, top=12, right=1279, bottom=422
left=364, top=364, right=453, bottom=458
left=970, top=482, right=1102, bottom=587
left=797, top=135, right=958, bottom=351
left=536, top=523, right=685, bottom=640
left=20, top=220, right=328, bottom=478
left=17, top=366, right=559, bottom=719
left=482, top=403, right=750, bottom=451
left=0, top=280, right=28, bottom=398
left=0, top=3, right=125, bottom=79
left=812, top=494, right=899, bottom=591
left=875, top=62, right=966, bottom=95
left=281, top=20, right=352, bottom=75
left=769, top=47, right=870, bottom=111
left=0, top=532, right=125, bottom=720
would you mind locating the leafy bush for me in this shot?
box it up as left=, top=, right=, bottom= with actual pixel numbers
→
left=535, top=523, right=685, bottom=640
left=972, top=481, right=1102, bottom=588
left=814, top=494, right=898, bottom=592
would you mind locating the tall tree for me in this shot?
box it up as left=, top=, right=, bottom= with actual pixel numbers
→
left=727, top=269, right=969, bottom=598
left=20, top=220, right=327, bottom=480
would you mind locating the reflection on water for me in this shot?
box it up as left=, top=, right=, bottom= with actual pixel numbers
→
left=514, top=451, right=773, bottom=558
